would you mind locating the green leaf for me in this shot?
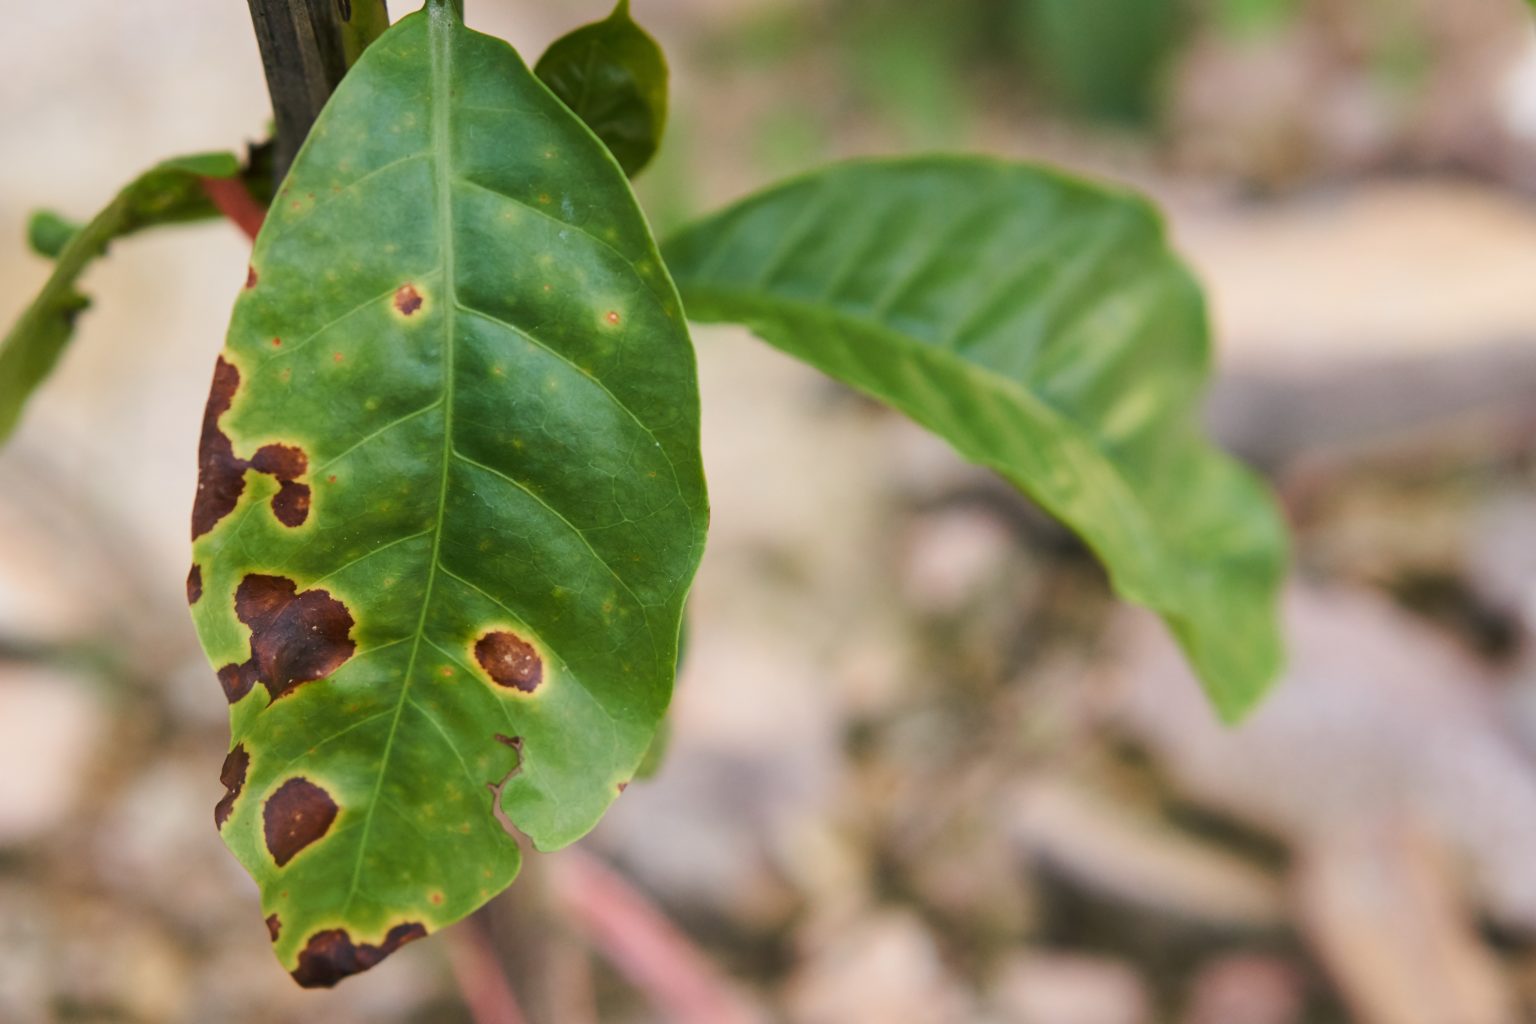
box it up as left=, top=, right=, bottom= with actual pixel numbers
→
left=26, top=210, right=83, bottom=258
left=0, top=151, right=241, bottom=443
left=190, top=0, right=705, bottom=987
left=663, top=157, right=1286, bottom=721
left=1015, top=0, right=1183, bottom=126
left=534, top=0, right=668, bottom=177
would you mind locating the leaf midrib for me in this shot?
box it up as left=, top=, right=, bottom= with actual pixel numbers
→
left=341, top=4, right=460, bottom=915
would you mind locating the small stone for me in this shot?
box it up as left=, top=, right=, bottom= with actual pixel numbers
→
left=989, top=953, right=1152, bottom=1024
left=0, top=665, right=105, bottom=847
left=786, top=911, right=973, bottom=1024
left=1182, top=954, right=1306, bottom=1024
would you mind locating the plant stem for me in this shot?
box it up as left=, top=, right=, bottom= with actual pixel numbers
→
left=550, top=849, right=761, bottom=1024
left=245, top=0, right=390, bottom=181
left=443, top=916, right=532, bottom=1024
left=198, top=178, right=266, bottom=240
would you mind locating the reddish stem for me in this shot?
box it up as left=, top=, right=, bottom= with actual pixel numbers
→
left=199, top=176, right=266, bottom=241
left=549, top=848, right=761, bottom=1024
left=443, top=916, right=531, bottom=1024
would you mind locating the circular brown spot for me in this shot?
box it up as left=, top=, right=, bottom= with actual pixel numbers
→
left=393, top=283, right=423, bottom=316
left=605, top=311, right=621, bottom=325
left=263, top=777, right=339, bottom=867
left=245, top=265, right=258, bottom=289
left=474, top=631, right=543, bottom=693
left=186, top=564, right=204, bottom=605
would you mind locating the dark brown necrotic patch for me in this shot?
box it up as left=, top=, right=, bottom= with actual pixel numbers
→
left=214, top=744, right=249, bottom=829
left=187, top=564, right=203, bottom=605
left=216, top=663, right=250, bottom=703
left=266, top=914, right=281, bottom=942
left=191, top=359, right=314, bottom=537
left=393, top=283, right=423, bottom=315
left=263, top=777, right=338, bottom=866
left=193, top=357, right=247, bottom=539
left=474, top=631, right=543, bottom=693
left=291, top=922, right=427, bottom=988
left=217, top=574, right=355, bottom=703
left=250, top=443, right=307, bottom=480
left=270, top=481, right=311, bottom=527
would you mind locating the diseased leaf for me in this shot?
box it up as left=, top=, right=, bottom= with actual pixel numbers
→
left=664, top=157, right=1285, bottom=720
left=534, top=0, right=668, bottom=177
left=0, top=151, right=242, bottom=443
left=190, top=0, right=705, bottom=986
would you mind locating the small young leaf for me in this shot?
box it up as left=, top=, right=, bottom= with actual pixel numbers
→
left=191, top=0, right=705, bottom=986
left=26, top=211, right=82, bottom=258
left=664, top=158, right=1286, bottom=721
left=534, top=0, right=668, bottom=177
left=0, top=152, right=242, bottom=443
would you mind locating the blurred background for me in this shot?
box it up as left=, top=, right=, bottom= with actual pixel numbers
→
left=4, top=0, right=1536, bottom=1021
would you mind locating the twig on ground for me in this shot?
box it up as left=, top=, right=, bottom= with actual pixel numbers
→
left=549, top=847, right=762, bottom=1024
left=443, top=915, right=532, bottom=1024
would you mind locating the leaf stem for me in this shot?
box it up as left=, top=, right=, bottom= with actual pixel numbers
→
left=197, top=177, right=266, bottom=240
left=245, top=0, right=390, bottom=181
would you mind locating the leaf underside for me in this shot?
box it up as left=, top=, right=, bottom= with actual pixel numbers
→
left=0, top=152, right=240, bottom=443
left=663, top=157, right=1286, bottom=720
left=191, top=2, right=704, bottom=986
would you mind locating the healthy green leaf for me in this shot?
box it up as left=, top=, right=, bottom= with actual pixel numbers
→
left=339, top=0, right=392, bottom=66
left=534, top=0, right=668, bottom=177
left=0, top=152, right=241, bottom=443
left=663, top=157, right=1286, bottom=721
left=26, top=210, right=83, bottom=259
left=190, top=0, right=705, bottom=987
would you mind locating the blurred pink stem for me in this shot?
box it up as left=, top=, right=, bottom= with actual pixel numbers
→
left=550, top=848, right=760, bottom=1024
left=444, top=916, right=531, bottom=1024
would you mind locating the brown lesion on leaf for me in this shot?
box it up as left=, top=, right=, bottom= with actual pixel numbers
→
left=263, top=776, right=338, bottom=867
left=214, top=744, right=249, bottom=830
left=474, top=631, right=543, bottom=693
left=245, top=265, right=258, bottom=289
left=216, top=574, right=356, bottom=704
left=290, top=922, right=427, bottom=988
left=266, top=914, right=281, bottom=942
left=270, top=481, right=312, bottom=526
left=192, top=357, right=248, bottom=539
left=191, top=357, right=316, bottom=537
left=217, top=663, right=251, bottom=703
left=393, top=283, right=424, bottom=316
left=251, top=444, right=311, bottom=527
left=186, top=564, right=203, bottom=605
